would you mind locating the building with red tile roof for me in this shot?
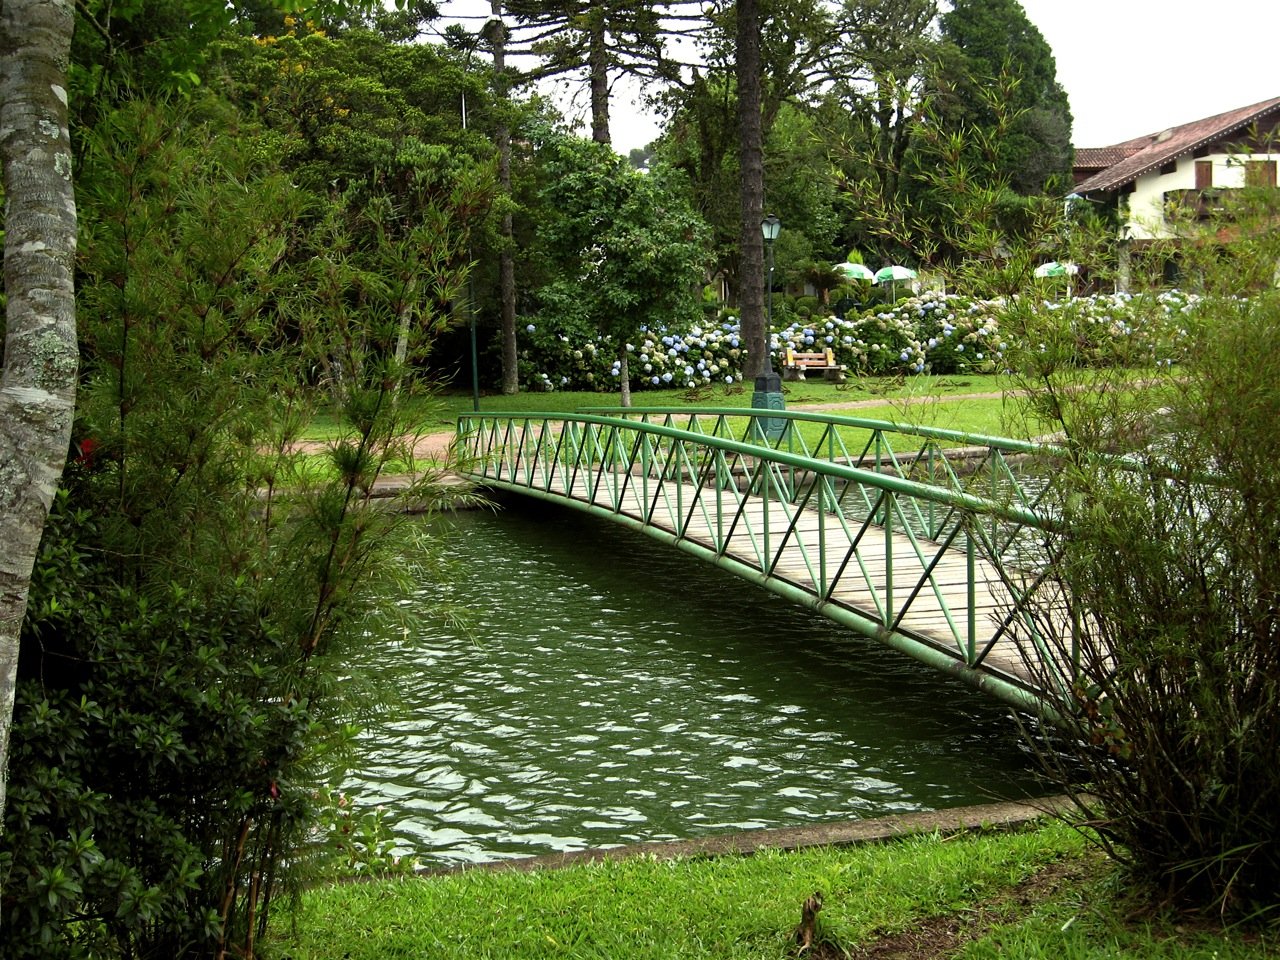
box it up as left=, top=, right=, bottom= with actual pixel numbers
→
left=1072, top=97, right=1280, bottom=241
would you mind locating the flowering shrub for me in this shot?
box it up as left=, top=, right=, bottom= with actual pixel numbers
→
left=518, top=318, right=748, bottom=391
left=516, top=291, right=1193, bottom=392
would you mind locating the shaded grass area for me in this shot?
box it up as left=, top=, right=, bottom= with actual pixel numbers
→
left=270, top=824, right=1273, bottom=959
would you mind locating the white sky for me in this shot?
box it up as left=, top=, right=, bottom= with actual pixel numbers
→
left=1019, top=0, right=1277, bottom=147
left=436, top=1, right=1279, bottom=153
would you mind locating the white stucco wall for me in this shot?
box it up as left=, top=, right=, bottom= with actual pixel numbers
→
left=1126, top=151, right=1280, bottom=239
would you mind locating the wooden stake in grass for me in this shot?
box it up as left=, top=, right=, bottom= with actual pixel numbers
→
left=792, top=890, right=824, bottom=954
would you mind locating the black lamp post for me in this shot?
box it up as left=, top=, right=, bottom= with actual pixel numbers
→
left=752, top=214, right=785, bottom=440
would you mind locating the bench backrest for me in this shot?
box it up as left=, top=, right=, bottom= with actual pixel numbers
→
left=785, top=346, right=836, bottom=366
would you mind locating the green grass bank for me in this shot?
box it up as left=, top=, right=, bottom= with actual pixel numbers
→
left=272, top=819, right=1273, bottom=959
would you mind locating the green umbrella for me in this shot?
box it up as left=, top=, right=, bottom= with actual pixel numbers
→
left=1034, top=262, right=1079, bottom=299
left=837, top=262, right=876, bottom=282
left=873, top=265, right=917, bottom=301
left=873, top=265, right=917, bottom=283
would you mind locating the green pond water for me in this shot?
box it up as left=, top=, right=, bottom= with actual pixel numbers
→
left=342, top=495, right=1045, bottom=866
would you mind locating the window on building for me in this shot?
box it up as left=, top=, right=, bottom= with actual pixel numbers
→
left=1159, top=160, right=1178, bottom=175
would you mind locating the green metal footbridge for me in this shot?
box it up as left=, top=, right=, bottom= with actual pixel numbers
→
left=454, top=408, right=1074, bottom=714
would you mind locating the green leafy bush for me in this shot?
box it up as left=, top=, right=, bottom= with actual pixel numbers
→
left=1009, top=187, right=1280, bottom=920
left=516, top=291, right=1188, bottom=390
left=1, top=96, right=469, bottom=958
left=3, top=495, right=324, bottom=957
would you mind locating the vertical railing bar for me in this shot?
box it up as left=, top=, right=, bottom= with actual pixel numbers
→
left=967, top=525, right=978, bottom=663
left=884, top=490, right=894, bottom=622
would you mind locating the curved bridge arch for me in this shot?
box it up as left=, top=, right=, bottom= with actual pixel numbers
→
left=456, top=407, right=1073, bottom=714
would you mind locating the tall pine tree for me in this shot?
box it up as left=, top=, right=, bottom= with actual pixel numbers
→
left=936, top=0, right=1073, bottom=194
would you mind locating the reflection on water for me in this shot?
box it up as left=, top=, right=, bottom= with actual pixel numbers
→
left=343, top=495, right=1044, bottom=865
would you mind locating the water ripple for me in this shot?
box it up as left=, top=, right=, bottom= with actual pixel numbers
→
left=342, top=502, right=1043, bottom=865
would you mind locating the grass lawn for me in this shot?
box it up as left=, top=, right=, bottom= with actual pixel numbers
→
left=288, top=377, right=1049, bottom=481
left=296, top=376, right=1018, bottom=440
left=438, top=373, right=1023, bottom=422
left=270, top=822, right=1274, bottom=959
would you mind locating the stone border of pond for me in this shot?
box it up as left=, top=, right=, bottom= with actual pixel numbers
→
left=407, top=796, right=1073, bottom=879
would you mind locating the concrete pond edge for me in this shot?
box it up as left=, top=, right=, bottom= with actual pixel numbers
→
left=407, top=795, right=1076, bottom=879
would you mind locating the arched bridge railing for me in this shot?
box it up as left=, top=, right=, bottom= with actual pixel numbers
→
left=455, top=408, right=1070, bottom=714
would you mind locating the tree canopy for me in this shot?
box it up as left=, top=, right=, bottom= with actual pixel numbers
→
left=936, top=0, right=1073, bottom=194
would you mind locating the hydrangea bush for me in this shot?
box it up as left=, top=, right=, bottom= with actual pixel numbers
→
left=517, top=291, right=1193, bottom=392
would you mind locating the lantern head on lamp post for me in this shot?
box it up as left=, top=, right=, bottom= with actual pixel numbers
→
left=752, top=214, right=786, bottom=441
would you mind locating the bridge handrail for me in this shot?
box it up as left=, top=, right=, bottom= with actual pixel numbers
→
left=456, top=411, right=1058, bottom=532
left=575, top=405, right=1061, bottom=458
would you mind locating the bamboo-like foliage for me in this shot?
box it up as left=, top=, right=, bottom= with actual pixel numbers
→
left=1, top=97, right=480, bottom=958
left=1005, top=185, right=1280, bottom=920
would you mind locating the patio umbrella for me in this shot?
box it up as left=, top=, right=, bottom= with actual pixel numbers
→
left=1034, top=261, right=1079, bottom=299
left=873, top=264, right=917, bottom=301
left=837, top=261, right=876, bottom=282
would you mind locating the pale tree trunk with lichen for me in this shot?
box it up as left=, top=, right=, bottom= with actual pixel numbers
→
left=0, top=0, right=78, bottom=829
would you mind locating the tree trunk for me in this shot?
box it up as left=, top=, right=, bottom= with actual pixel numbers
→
left=736, top=0, right=766, bottom=378
left=490, top=0, right=519, bottom=396
left=588, top=7, right=611, bottom=144
left=618, top=351, right=631, bottom=407
left=0, top=0, right=78, bottom=827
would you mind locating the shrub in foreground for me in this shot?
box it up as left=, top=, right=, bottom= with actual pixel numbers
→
left=1010, top=190, right=1280, bottom=920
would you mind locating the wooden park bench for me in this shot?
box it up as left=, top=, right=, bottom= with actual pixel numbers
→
left=783, top=346, right=847, bottom=383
